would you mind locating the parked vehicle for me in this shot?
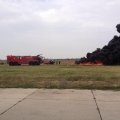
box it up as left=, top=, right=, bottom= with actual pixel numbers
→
left=44, top=60, right=55, bottom=65
left=7, top=54, right=44, bottom=66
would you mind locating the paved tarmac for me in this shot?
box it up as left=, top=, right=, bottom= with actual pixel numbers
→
left=0, top=89, right=120, bottom=120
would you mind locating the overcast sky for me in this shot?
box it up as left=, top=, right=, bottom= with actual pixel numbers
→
left=0, top=0, right=120, bottom=59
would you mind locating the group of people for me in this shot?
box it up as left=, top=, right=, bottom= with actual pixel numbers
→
left=55, top=60, right=60, bottom=64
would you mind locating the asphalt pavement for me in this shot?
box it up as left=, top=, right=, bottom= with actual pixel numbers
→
left=0, top=89, right=120, bottom=120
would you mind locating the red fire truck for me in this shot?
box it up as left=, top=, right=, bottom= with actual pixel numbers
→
left=7, top=55, right=44, bottom=66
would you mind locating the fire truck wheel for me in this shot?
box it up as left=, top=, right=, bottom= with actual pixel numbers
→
left=37, top=62, right=39, bottom=65
left=29, top=61, right=33, bottom=65
left=14, top=62, right=18, bottom=65
left=29, top=61, right=31, bottom=65
left=33, top=61, right=38, bottom=65
left=12, top=62, right=15, bottom=66
left=9, top=62, right=13, bottom=66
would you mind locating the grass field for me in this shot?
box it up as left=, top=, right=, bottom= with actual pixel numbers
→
left=0, top=61, right=120, bottom=89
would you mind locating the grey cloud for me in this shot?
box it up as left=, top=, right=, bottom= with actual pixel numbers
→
left=0, top=0, right=120, bottom=59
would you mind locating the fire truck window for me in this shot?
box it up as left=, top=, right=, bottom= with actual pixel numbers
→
left=16, top=56, right=20, bottom=59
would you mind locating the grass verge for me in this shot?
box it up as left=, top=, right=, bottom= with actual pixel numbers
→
left=0, top=64, right=120, bottom=90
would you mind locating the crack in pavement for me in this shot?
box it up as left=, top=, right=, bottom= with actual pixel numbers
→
left=0, top=89, right=38, bottom=115
left=91, top=90, right=103, bottom=120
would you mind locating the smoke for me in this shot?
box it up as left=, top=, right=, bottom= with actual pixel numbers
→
left=75, top=24, right=120, bottom=65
